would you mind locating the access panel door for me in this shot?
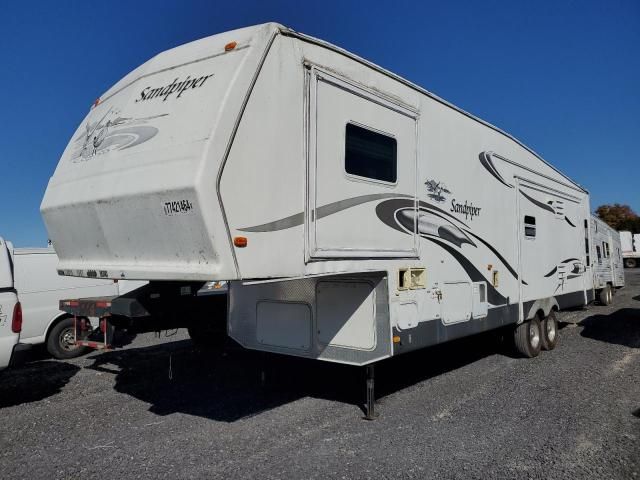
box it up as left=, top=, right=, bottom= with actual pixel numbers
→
left=307, top=68, right=418, bottom=259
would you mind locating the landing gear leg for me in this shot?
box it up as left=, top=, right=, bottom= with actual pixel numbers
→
left=364, top=364, right=377, bottom=420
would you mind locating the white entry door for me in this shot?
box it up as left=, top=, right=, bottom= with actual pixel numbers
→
left=307, top=68, right=419, bottom=259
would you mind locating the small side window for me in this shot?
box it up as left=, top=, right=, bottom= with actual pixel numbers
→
left=585, top=238, right=590, bottom=267
left=524, top=215, right=536, bottom=238
left=596, top=245, right=602, bottom=262
left=345, top=123, right=397, bottom=183
left=584, top=220, right=590, bottom=267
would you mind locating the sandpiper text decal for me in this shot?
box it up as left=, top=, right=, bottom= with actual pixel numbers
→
left=425, top=178, right=482, bottom=221
left=135, top=74, right=214, bottom=103
left=450, top=199, right=481, bottom=221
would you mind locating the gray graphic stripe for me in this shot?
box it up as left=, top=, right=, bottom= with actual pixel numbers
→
left=520, top=190, right=555, bottom=213
left=238, top=193, right=413, bottom=232
left=428, top=237, right=507, bottom=306
left=463, top=229, right=527, bottom=285
left=561, top=257, right=580, bottom=263
left=479, top=151, right=513, bottom=188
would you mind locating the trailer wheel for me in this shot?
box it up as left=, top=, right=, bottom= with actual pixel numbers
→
left=513, top=317, right=542, bottom=358
left=540, top=311, right=558, bottom=351
left=598, top=285, right=612, bottom=306
left=624, top=258, right=637, bottom=268
left=47, top=316, right=89, bottom=359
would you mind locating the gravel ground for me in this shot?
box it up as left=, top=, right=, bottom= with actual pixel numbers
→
left=1, top=271, right=639, bottom=479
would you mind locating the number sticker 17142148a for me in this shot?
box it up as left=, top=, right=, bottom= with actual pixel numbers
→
left=163, top=200, right=194, bottom=216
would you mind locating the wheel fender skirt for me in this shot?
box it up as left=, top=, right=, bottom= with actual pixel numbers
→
left=524, top=297, right=559, bottom=320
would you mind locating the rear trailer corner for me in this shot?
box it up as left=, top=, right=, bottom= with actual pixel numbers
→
left=40, top=23, right=282, bottom=282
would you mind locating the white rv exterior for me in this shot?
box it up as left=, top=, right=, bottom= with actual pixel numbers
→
left=589, top=216, right=624, bottom=304
left=620, top=231, right=640, bottom=268
left=42, top=23, right=600, bottom=364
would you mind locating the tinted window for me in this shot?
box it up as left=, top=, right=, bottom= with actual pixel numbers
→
left=524, top=215, right=536, bottom=238
left=585, top=238, right=590, bottom=266
left=584, top=221, right=590, bottom=266
left=345, top=123, right=397, bottom=183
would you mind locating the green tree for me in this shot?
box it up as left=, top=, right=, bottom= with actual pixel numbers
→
left=595, top=204, right=639, bottom=231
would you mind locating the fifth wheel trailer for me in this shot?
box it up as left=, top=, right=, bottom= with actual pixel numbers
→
left=589, top=216, right=625, bottom=304
left=42, top=23, right=606, bottom=414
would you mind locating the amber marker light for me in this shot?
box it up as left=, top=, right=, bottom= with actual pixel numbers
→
left=393, top=336, right=401, bottom=344
left=225, top=41, right=237, bottom=51
left=234, top=236, right=248, bottom=248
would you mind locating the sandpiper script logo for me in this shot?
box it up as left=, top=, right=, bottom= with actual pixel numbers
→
left=135, top=74, right=214, bottom=103
left=425, top=179, right=482, bottom=221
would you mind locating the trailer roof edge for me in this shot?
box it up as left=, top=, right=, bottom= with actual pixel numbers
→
left=279, top=26, right=588, bottom=195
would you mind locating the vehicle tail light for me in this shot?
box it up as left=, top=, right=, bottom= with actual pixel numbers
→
left=11, top=302, right=22, bottom=333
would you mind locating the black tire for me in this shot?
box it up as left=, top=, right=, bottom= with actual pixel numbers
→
left=46, top=317, right=89, bottom=359
left=598, top=285, right=612, bottom=306
left=540, top=311, right=558, bottom=351
left=624, top=258, right=637, bottom=268
left=513, top=317, right=542, bottom=358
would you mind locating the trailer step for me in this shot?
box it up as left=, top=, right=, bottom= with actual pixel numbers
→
left=75, top=339, right=112, bottom=350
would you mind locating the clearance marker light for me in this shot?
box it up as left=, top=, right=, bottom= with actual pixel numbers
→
left=234, top=236, right=248, bottom=248
left=393, top=336, right=401, bottom=344
left=93, top=98, right=101, bottom=108
left=224, top=41, right=237, bottom=51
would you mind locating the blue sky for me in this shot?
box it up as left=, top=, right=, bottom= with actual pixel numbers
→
left=1, top=0, right=638, bottom=246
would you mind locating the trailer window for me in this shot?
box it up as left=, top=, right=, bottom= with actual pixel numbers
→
left=584, top=220, right=590, bottom=266
left=345, top=123, right=397, bottom=183
left=524, top=215, right=536, bottom=238
left=585, top=238, right=590, bottom=266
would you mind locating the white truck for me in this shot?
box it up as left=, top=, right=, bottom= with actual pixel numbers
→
left=620, top=231, right=640, bottom=268
left=40, top=23, right=620, bottom=417
left=0, top=238, right=30, bottom=370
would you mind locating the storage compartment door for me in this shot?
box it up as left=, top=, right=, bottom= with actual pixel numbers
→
left=441, top=281, right=472, bottom=324
left=307, top=68, right=418, bottom=259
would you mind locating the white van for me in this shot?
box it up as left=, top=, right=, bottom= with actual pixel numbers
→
left=11, top=246, right=144, bottom=359
left=0, top=238, right=30, bottom=370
